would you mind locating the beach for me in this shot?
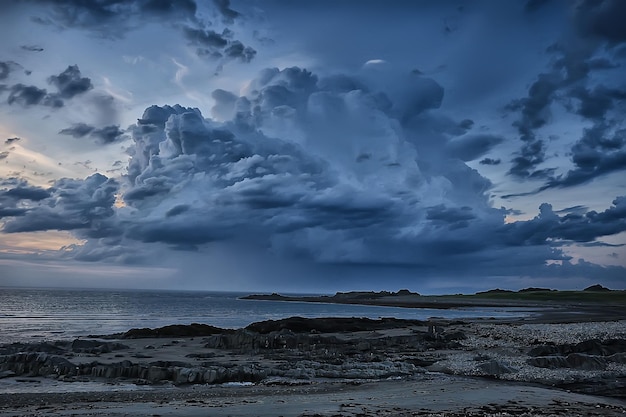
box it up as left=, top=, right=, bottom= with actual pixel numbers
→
left=2, top=376, right=625, bottom=416
left=1, top=294, right=625, bottom=417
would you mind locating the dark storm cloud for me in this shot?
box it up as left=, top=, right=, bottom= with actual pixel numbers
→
left=508, top=123, right=626, bottom=194
left=2, top=174, right=119, bottom=237
left=183, top=26, right=228, bottom=48
left=479, top=157, right=501, bottom=165
left=0, top=61, right=14, bottom=80
left=27, top=0, right=254, bottom=66
left=223, top=41, right=256, bottom=62
left=21, top=45, right=44, bottom=52
left=91, top=125, right=127, bottom=144
left=5, top=60, right=626, bottom=280
left=573, top=0, right=626, bottom=44
left=446, top=134, right=504, bottom=162
left=5, top=137, right=21, bottom=145
left=59, top=123, right=127, bottom=144
left=426, top=205, right=475, bottom=229
left=508, top=140, right=556, bottom=179
left=47, top=65, right=93, bottom=99
left=505, top=0, right=626, bottom=181
left=504, top=197, right=626, bottom=245
left=506, top=72, right=558, bottom=178
left=0, top=207, right=28, bottom=218
left=110, top=67, right=524, bottom=264
left=539, top=151, right=626, bottom=190
left=59, top=123, right=94, bottom=138
left=555, top=205, right=588, bottom=215
left=570, top=85, right=626, bottom=120
left=141, top=0, right=197, bottom=18
left=29, top=0, right=197, bottom=36
left=212, top=0, right=239, bottom=23
left=0, top=181, right=52, bottom=219
left=7, top=84, right=63, bottom=108
left=3, top=185, right=51, bottom=201
left=182, top=26, right=256, bottom=64
left=8, top=84, right=45, bottom=106
left=525, top=0, right=552, bottom=13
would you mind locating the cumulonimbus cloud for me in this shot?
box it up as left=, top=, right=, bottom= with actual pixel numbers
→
left=1, top=65, right=625, bottom=282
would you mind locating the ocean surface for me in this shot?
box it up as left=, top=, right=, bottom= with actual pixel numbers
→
left=0, top=287, right=534, bottom=345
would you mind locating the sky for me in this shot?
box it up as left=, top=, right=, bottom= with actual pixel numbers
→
left=0, top=0, right=625, bottom=294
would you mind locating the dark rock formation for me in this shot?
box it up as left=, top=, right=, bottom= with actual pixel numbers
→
left=529, top=338, right=626, bottom=357
left=528, top=354, right=607, bottom=370
left=120, top=323, right=230, bottom=339
left=528, top=338, right=626, bottom=372
left=477, top=359, right=517, bottom=376
left=245, top=317, right=425, bottom=334
left=71, top=340, right=128, bottom=354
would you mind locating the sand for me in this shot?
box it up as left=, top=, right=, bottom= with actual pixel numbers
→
left=1, top=375, right=626, bottom=416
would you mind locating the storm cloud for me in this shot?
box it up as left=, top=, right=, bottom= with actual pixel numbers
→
left=7, top=84, right=63, bottom=108
left=505, top=1, right=626, bottom=183
left=59, top=123, right=127, bottom=144
left=47, top=65, right=93, bottom=99
left=0, top=1, right=625, bottom=290
left=5, top=65, right=620, bottom=275
left=2, top=174, right=118, bottom=237
left=27, top=0, right=255, bottom=65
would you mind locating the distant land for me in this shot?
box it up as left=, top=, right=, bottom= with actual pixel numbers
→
left=241, top=285, right=626, bottom=322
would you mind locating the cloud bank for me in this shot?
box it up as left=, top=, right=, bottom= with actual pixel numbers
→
left=2, top=65, right=625, bottom=287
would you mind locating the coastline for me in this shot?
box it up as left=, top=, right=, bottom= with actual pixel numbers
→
left=241, top=288, right=626, bottom=323
left=2, top=376, right=626, bottom=416
left=1, top=306, right=626, bottom=416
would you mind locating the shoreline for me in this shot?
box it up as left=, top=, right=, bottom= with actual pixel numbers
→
left=2, top=376, right=626, bottom=416
left=1, top=294, right=625, bottom=416
left=1, top=314, right=626, bottom=416
left=241, top=289, right=626, bottom=324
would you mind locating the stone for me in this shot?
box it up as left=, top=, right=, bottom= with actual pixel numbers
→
left=478, top=360, right=517, bottom=376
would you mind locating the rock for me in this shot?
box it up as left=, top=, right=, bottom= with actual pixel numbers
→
left=478, top=360, right=517, bottom=376
left=425, top=363, right=452, bottom=374
left=71, top=339, right=128, bottom=354
left=122, top=323, right=230, bottom=339
left=528, top=344, right=561, bottom=357
left=528, top=353, right=607, bottom=370
left=527, top=356, right=569, bottom=369
left=565, top=353, right=607, bottom=370
left=608, top=352, right=626, bottom=364
left=245, top=317, right=423, bottom=334
left=528, top=338, right=626, bottom=357
left=145, top=366, right=169, bottom=382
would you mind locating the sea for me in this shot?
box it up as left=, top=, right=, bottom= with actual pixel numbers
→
left=0, top=287, right=536, bottom=345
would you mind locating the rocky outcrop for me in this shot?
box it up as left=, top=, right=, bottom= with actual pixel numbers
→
left=119, top=323, right=230, bottom=339
left=71, top=340, right=129, bottom=354
left=528, top=354, right=607, bottom=370
left=245, top=317, right=425, bottom=334
left=0, top=353, right=267, bottom=385
left=529, top=338, right=626, bottom=357
left=528, top=338, right=626, bottom=371
left=2, top=318, right=624, bottom=400
left=0, top=318, right=466, bottom=387
left=477, top=359, right=517, bottom=376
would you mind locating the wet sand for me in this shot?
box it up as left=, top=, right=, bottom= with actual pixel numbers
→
left=1, top=375, right=626, bottom=416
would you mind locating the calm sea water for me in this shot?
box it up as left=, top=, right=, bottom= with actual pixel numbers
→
left=0, top=288, right=533, bottom=345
